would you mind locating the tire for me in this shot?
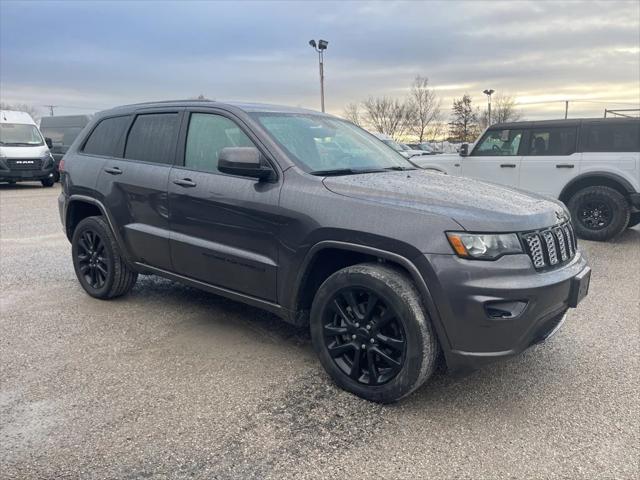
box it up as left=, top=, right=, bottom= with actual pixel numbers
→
left=71, top=216, right=138, bottom=299
left=567, top=186, right=630, bottom=241
left=627, top=212, right=640, bottom=229
left=53, top=170, right=60, bottom=183
left=310, top=263, right=438, bottom=403
left=41, top=178, right=55, bottom=187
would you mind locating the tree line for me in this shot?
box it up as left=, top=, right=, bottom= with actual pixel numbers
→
left=342, top=76, right=522, bottom=143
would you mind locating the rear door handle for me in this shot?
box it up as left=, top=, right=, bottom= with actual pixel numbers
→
left=556, top=164, right=575, bottom=169
left=173, top=178, right=197, bottom=188
left=104, top=166, right=122, bottom=175
left=500, top=163, right=516, bottom=168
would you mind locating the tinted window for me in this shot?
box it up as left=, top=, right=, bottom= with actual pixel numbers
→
left=472, top=129, right=523, bottom=156
left=586, top=123, right=640, bottom=152
left=184, top=113, right=254, bottom=173
left=527, top=127, right=577, bottom=156
left=83, top=116, right=130, bottom=157
left=124, top=113, right=180, bottom=164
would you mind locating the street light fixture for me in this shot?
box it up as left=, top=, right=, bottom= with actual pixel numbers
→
left=309, top=39, right=329, bottom=112
left=483, top=89, right=495, bottom=125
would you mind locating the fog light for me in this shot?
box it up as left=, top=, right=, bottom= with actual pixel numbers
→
left=484, top=300, right=527, bottom=319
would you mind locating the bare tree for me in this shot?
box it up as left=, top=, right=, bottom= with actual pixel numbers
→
left=408, top=76, right=441, bottom=143
left=480, top=93, right=522, bottom=128
left=342, top=102, right=362, bottom=126
left=0, top=102, right=42, bottom=122
left=362, top=96, right=413, bottom=140
left=448, top=94, right=480, bottom=143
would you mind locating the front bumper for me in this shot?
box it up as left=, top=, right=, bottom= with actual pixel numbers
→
left=415, top=250, right=590, bottom=373
left=0, top=158, right=56, bottom=182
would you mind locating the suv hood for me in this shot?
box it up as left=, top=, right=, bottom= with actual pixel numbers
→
left=322, top=170, right=567, bottom=232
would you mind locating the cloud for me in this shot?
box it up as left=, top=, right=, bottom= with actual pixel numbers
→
left=0, top=0, right=638, bottom=119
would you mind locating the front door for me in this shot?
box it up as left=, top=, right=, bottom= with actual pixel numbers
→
left=461, top=127, right=525, bottom=187
left=168, top=111, right=281, bottom=302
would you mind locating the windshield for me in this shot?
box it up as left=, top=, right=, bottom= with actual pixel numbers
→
left=252, top=113, right=413, bottom=174
left=0, top=123, right=44, bottom=146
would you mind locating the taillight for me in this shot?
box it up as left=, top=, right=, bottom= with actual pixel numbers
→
left=59, top=159, right=65, bottom=172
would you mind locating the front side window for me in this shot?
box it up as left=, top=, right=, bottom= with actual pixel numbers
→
left=184, top=113, right=255, bottom=173
left=0, top=123, right=43, bottom=146
left=472, top=129, right=523, bottom=156
left=124, top=113, right=180, bottom=164
left=83, top=116, right=130, bottom=157
left=586, top=123, right=640, bottom=152
left=528, top=127, right=577, bottom=156
left=251, top=113, right=412, bottom=173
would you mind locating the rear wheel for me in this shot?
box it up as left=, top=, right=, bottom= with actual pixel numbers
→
left=310, top=263, right=438, bottom=403
left=568, top=186, right=630, bottom=241
left=72, top=216, right=138, bottom=299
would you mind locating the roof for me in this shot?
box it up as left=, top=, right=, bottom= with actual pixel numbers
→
left=490, top=117, right=639, bottom=130
left=99, top=99, right=327, bottom=117
left=0, top=110, right=37, bottom=125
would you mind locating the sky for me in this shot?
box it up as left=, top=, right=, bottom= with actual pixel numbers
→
left=1, top=0, right=639, bottom=121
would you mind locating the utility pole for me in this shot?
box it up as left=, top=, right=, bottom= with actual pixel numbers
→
left=564, top=100, right=569, bottom=119
left=483, top=89, right=495, bottom=125
left=308, top=39, right=329, bottom=112
left=45, top=105, right=56, bottom=116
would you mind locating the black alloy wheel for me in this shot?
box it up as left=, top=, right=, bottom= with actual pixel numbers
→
left=76, top=229, right=109, bottom=289
left=322, top=287, right=406, bottom=386
left=577, top=201, right=611, bottom=230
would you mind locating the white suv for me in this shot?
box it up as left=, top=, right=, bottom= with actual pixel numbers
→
left=413, top=118, right=640, bottom=241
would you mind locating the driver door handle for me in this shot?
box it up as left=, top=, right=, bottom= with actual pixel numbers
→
left=104, top=166, right=122, bottom=175
left=556, top=163, right=575, bottom=169
left=500, top=163, right=516, bottom=168
left=173, top=178, right=197, bottom=188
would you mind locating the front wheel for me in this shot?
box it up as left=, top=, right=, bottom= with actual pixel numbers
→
left=310, top=263, right=439, bottom=403
left=71, top=216, right=138, bottom=299
left=568, top=186, right=630, bottom=241
left=41, top=178, right=55, bottom=187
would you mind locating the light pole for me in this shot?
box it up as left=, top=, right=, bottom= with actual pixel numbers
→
left=309, top=39, right=328, bottom=112
left=483, top=89, right=495, bottom=125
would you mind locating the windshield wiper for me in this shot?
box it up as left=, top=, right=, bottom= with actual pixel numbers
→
left=384, top=166, right=417, bottom=171
left=310, top=168, right=386, bottom=176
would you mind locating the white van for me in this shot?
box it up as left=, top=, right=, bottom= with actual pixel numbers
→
left=0, top=110, right=56, bottom=187
left=413, top=118, right=640, bottom=241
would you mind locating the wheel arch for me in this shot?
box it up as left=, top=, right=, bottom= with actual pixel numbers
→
left=559, top=172, right=635, bottom=205
left=291, top=241, right=451, bottom=351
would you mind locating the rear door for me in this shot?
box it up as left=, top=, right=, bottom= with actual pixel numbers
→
left=96, top=109, right=183, bottom=270
left=519, top=126, right=580, bottom=198
left=168, top=109, right=281, bottom=302
left=461, top=128, right=524, bottom=187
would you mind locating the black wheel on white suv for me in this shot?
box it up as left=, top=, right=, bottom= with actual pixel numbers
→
left=310, top=263, right=439, bottom=403
left=568, top=186, right=630, bottom=241
left=72, top=216, right=138, bottom=299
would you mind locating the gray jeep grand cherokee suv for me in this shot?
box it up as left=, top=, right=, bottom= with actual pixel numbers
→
left=58, top=100, right=591, bottom=403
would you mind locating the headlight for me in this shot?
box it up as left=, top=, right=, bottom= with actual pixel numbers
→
left=446, top=232, right=522, bottom=260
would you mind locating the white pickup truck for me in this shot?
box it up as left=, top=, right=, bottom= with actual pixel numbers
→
left=412, top=118, right=640, bottom=241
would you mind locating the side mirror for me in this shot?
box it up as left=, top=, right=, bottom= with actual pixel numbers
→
left=45, top=137, right=53, bottom=149
left=459, top=143, right=469, bottom=156
left=218, top=147, right=274, bottom=180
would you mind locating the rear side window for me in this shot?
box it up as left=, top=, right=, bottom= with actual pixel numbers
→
left=585, top=123, right=640, bottom=152
left=184, top=113, right=255, bottom=173
left=124, top=113, right=180, bottom=164
left=527, top=127, right=577, bottom=156
left=82, top=116, right=130, bottom=157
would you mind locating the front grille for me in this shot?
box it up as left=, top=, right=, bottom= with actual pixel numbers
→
left=6, top=158, right=42, bottom=171
left=521, top=222, right=577, bottom=271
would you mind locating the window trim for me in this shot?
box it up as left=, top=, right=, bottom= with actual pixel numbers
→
left=174, top=107, right=280, bottom=181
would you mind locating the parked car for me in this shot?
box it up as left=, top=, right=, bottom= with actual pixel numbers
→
left=58, top=101, right=591, bottom=403
left=412, top=118, right=640, bottom=241
left=0, top=110, right=56, bottom=187
left=371, top=132, right=426, bottom=158
left=40, top=114, right=92, bottom=181
left=407, top=143, right=437, bottom=154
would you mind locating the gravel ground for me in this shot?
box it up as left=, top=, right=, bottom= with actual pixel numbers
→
left=1, top=183, right=638, bottom=479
